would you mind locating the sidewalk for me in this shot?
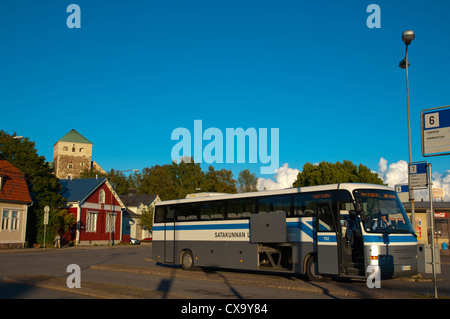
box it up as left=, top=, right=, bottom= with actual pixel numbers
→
left=0, top=243, right=148, bottom=254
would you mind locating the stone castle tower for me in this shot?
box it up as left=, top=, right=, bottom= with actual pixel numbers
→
left=53, top=129, right=103, bottom=179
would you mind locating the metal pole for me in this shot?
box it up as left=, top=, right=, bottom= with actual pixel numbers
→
left=43, top=224, right=46, bottom=251
left=110, top=172, right=113, bottom=246
left=405, top=44, right=416, bottom=226
left=428, top=163, right=438, bottom=298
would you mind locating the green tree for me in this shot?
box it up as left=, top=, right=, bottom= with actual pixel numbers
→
left=168, top=160, right=205, bottom=199
left=0, top=131, right=75, bottom=246
left=237, top=169, right=258, bottom=192
left=292, top=160, right=384, bottom=187
left=79, top=168, right=108, bottom=179
left=135, top=165, right=177, bottom=200
left=80, top=168, right=138, bottom=195
left=134, top=160, right=237, bottom=200
left=108, top=169, right=137, bottom=195
left=139, top=205, right=154, bottom=232
left=203, top=166, right=237, bottom=194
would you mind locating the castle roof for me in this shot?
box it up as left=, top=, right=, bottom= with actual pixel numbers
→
left=56, top=129, right=92, bottom=145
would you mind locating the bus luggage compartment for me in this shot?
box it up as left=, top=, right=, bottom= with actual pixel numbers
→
left=250, top=211, right=287, bottom=243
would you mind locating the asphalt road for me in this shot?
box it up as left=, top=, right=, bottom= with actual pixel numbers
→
left=1, top=244, right=449, bottom=300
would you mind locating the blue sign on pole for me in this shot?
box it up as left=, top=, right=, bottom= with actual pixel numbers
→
left=409, top=162, right=428, bottom=189
left=395, top=184, right=409, bottom=193
left=395, top=184, right=409, bottom=203
left=422, top=105, right=450, bottom=157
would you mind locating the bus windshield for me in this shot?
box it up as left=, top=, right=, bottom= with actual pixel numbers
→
left=353, top=189, right=415, bottom=235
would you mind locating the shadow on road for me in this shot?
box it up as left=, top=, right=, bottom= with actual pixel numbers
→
left=0, top=281, right=34, bottom=299
left=155, top=267, right=177, bottom=299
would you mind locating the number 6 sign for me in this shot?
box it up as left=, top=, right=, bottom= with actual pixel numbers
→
left=421, top=106, right=450, bottom=157
left=424, top=112, right=439, bottom=129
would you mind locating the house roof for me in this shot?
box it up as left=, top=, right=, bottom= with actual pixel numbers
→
left=59, top=177, right=126, bottom=208
left=403, top=201, right=450, bottom=210
left=60, top=178, right=106, bottom=202
left=56, top=129, right=92, bottom=145
left=0, top=159, right=32, bottom=204
left=120, top=193, right=158, bottom=207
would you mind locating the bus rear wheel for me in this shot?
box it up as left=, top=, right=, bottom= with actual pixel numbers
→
left=181, top=250, right=194, bottom=270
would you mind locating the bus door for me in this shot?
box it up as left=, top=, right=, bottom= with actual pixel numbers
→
left=316, top=204, right=339, bottom=275
left=339, top=210, right=364, bottom=276
left=164, top=207, right=176, bottom=263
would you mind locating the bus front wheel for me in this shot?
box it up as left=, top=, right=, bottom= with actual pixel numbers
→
left=181, top=250, right=194, bottom=270
left=305, top=254, right=329, bottom=282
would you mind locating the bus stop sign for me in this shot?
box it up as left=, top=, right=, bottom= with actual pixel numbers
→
left=421, top=105, right=450, bottom=157
left=395, top=184, right=409, bottom=203
left=409, top=162, right=428, bottom=190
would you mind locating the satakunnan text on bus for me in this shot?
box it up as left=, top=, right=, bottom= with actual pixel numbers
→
left=151, top=183, right=418, bottom=281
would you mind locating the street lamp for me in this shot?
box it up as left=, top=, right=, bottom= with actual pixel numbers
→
left=109, top=169, right=139, bottom=245
left=0, top=135, right=24, bottom=141
left=399, top=30, right=415, bottom=225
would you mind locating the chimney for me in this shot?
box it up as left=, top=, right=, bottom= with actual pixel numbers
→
left=128, top=188, right=137, bottom=196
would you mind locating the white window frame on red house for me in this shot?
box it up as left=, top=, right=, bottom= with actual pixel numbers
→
left=98, top=189, right=105, bottom=204
left=106, top=212, right=117, bottom=233
left=86, top=211, right=98, bottom=232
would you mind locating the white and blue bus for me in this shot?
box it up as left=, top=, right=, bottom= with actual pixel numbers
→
left=152, top=183, right=417, bottom=281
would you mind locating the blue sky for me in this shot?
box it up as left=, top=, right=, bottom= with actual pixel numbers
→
left=1, top=1, right=450, bottom=190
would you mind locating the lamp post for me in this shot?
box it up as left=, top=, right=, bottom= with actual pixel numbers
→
left=399, top=30, right=415, bottom=226
left=109, top=169, right=139, bottom=245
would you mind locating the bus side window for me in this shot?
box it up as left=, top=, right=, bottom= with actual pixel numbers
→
left=317, top=205, right=335, bottom=232
left=226, top=198, right=255, bottom=220
left=241, top=198, right=255, bottom=219
left=175, top=203, right=199, bottom=222
left=200, top=201, right=221, bottom=221
left=155, top=206, right=165, bottom=223
left=293, top=193, right=314, bottom=217
left=257, top=195, right=291, bottom=216
left=187, top=203, right=200, bottom=221
left=166, top=206, right=176, bottom=222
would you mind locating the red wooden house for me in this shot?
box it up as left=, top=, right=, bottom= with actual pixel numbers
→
left=0, top=159, right=33, bottom=248
left=60, top=177, right=125, bottom=245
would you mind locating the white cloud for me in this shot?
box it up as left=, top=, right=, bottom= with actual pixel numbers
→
left=257, top=163, right=300, bottom=191
left=377, top=157, right=408, bottom=187
left=378, top=157, right=387, bottom=175
left=377, top=158, right=450, bottom=201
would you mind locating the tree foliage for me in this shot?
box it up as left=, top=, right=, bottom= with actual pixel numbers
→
left=139, top=205, right=154, bottom=232
left=134, top=161, right=238, bottom=200
left=292, top=160, right=384, bottom=187
left=0, top=130, right=75, bottom=246
left=237, top=169, right=258, bottom=193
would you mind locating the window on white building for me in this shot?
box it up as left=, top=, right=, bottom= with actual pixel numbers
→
left=1, top=210, right=20, bottom=231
